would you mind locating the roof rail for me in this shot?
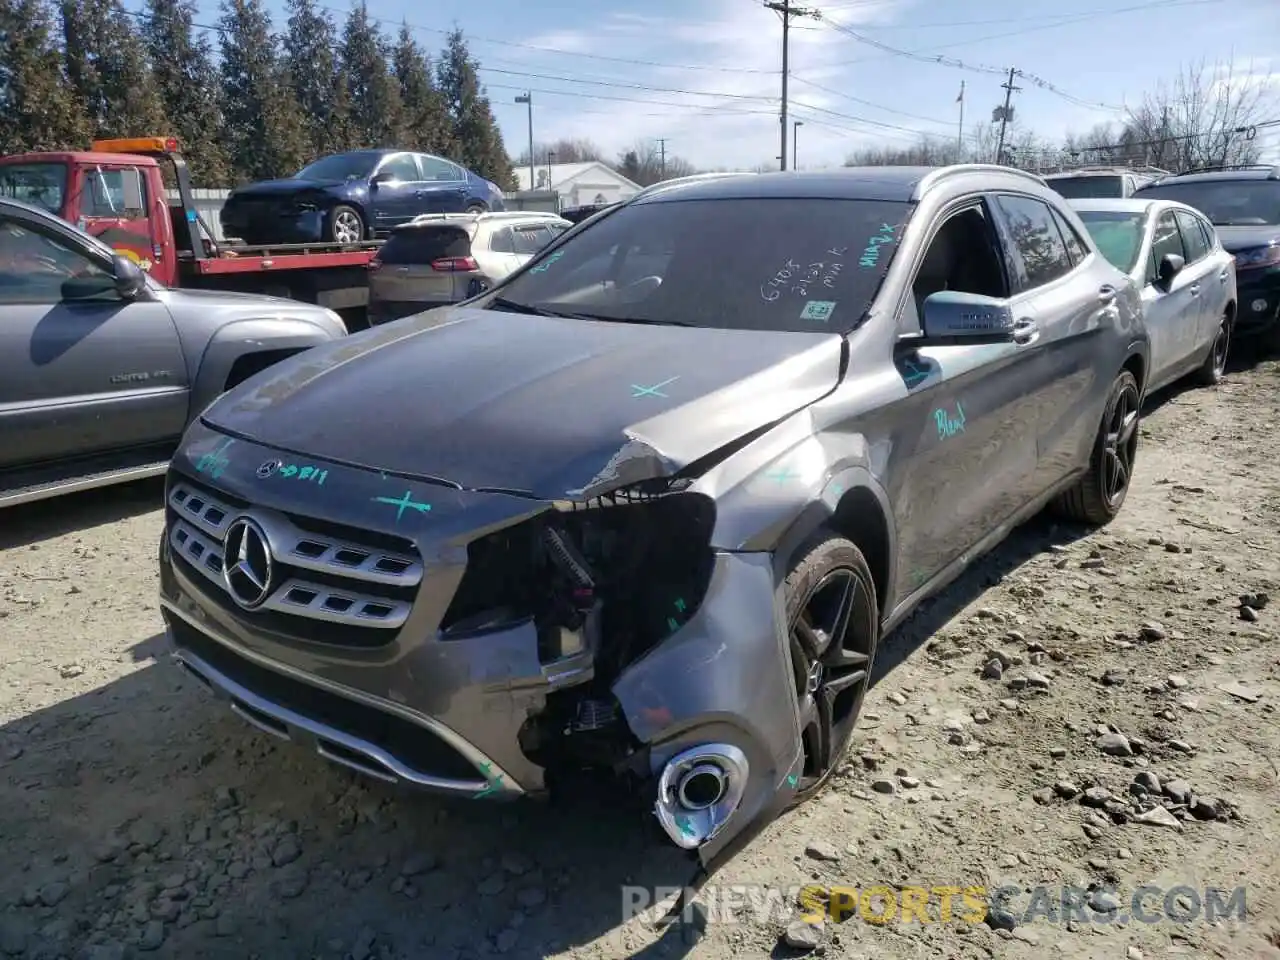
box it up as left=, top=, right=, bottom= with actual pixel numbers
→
left=1170, top=163, right=1280, bottom=178
left=633, top=171, right=756, bottom=199
left=400, top=210, right=563, bottom=228
left=913, top=163, right=1046, bottom=199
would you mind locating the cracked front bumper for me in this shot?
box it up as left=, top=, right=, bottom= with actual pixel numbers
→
left=160, top=532, right=804, bottom=866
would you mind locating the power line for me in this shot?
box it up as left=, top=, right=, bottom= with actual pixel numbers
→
left=788, top=75, right=952, bottom=126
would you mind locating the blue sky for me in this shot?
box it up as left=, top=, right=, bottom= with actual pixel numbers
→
left=217, top=0, right=1280, bottom=170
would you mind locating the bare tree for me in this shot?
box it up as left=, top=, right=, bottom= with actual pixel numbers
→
left=512, top=137, right=607, bottom=166
left=1123, top=59, right=1275, bottom=172
left=615, top=138, right=696, bottom=186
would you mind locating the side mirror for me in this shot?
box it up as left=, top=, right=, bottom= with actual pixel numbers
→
left=111, top=254, right=146, bottom=299
left=1157, top=252, right=1184, bottom=287
left=919, top=290, right=1017, bottom=344
left=369, top=172, right=391, bottom=189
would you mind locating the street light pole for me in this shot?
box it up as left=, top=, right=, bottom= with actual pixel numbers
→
left=514, top=92, right=534, bottom=192
left=793, top=120, right=803, bottom=169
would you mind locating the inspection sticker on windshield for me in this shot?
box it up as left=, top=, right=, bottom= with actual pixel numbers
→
left=799, top=300, right=836, bottom=322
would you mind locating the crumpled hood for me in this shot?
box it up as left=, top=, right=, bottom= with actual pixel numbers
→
left=228, top=178, right=353, bottom=199
left=1214, top=224, right=1280, bottom=253
left=200, top=307, right=845, bottom=500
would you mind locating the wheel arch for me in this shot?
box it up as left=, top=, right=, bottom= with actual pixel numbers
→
left=328, top=200, right=370, bottom=239
left=769, top=468, right=897, bottom=620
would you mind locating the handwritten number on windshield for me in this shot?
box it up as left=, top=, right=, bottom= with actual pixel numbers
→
left=761, top=248, right=848, bottom=303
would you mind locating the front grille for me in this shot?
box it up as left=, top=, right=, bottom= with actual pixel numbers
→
left=167, top=477, right=422, bottom=648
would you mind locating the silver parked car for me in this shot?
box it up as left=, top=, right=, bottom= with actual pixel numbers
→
left=1071, top=198, right=1236, bottom=388
left=1043, top=167, right=1163, bottom=200
left=367, top=211, right=571, bottom=324
left=159, top=165, right=1148, bottom=885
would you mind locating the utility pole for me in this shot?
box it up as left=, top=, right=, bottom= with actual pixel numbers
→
left=793, top=120, right=802, bottom=169
left=956, top=81, right=965, bottom=154
left=764, top=0, right=820, bottom=171
left=656, top=138, right=667, bottom=180
left=514, top=92, right=534, bottom=193
left=995, top=67, right=1020, bottom=165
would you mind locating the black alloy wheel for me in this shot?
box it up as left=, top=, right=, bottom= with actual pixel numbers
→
left=784, top=533, right=878, bottom=803
left=1102, top=375, right=1140, bottom=510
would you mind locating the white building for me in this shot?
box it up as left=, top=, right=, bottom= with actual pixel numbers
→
left=514, top=161, right=642, bottom=208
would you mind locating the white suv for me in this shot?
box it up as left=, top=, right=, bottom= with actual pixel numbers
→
left=367, top=211, right=571, bottom=324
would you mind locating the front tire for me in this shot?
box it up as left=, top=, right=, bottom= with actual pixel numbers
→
left=465, top=202, right=487, bottom=215
left=1053, top=369, right=1140, bottom=525
left=326, top=205, right=365, bottom=244
left=783, top=531, right=879, bottom=806
left=1194, top=312, right=1230, bottom=386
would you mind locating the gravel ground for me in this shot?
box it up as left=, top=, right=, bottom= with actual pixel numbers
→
left=2, top=351, right=1280, bottom=960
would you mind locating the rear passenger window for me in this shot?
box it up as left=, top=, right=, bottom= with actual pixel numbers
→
left=1175, top=211, right=1209, bottom=263
left=511, top=225, right=552, bottom=255
left=992, top=194, right=1075, bottom=289
left=489, top=228, right=514, bottom=253
left=1050, top=208, right=1089, bottom=265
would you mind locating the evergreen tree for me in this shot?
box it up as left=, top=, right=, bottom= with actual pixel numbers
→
left=435, top=29, right=514, bottom=187
left=142, top=0, right=228, bottom=185
left=218, top=0, right=308, bottom=182
left=392, top=24, right=449, bottom=155
left=0, top=0, right=89, bottom=153
left=61, top=0, right=168, bottom=139
left=340, top=2, right=402, bottom=147
left=283, top=0, right=352, bottom=158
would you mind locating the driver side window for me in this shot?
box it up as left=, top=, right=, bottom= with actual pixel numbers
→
left=906, top=202, right=1009, bottom=330
left=0, top=216, right=112, bottom=305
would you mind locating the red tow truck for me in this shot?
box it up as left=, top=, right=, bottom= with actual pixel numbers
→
left=0, top=135, right=379, bottom=327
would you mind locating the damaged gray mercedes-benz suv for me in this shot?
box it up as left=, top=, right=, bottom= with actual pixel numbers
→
left=158, top=164, right=1148, bottom=884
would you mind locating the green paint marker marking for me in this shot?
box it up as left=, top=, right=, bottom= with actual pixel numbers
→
left=371, top=490, right=432, bottom=521
left=786, top=774, right=799, bottom=788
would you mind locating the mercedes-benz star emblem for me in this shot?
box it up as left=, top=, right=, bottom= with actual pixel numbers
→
left=222, top=517, right=274, bottom=609
left=256, top=459, right=281, bottom=479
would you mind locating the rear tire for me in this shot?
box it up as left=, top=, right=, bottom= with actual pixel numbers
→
left=782, top=530, right=879, bottom=807
left=326, top=205, right=365, bottom=244
left=1194, top=312, right=1230, bottom=385
left=1053, top=369, right=1140, bottom=525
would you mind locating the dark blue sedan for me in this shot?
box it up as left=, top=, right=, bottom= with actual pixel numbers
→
left=219, top=149, right=507, bottom=245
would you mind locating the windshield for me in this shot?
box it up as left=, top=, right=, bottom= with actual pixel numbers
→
left=487, top=197, right=912, bottom=333
left=1133, top=180, right=1280, bottom=225
left=1074, top=210, right=1147, bottom=273
left=0, top=163, right=67, bottom=213
left=1047, top=175, right=1125, bottom=199
left=295, top=153, right=380, bottom=182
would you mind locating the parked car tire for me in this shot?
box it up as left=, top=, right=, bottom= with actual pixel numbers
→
left=465, top=202, right=487, bottom=214
left=782, top=530, right=878, bottom=806
left=1054, top=369, right=1141, bottom=525
left=326, top=205, right=365, bottom=244
left=1194, top=311, right=1231, bottom=386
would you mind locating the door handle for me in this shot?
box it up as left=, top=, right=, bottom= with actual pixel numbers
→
left=1219, top=270, right=1229, bottom=283
left=414, top=190, right=428, bottom=198
left=1189, top=283, right=1200, bottom=296
left=1012, top=318, right=1039, bottom=344
left=1098, top=284, right=1117, bottom=302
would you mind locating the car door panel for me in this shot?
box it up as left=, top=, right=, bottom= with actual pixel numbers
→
left=1024, top=205, right=1118, bottom=487
left=989, top=192, right=1102, bottom=497
left=885, top=197, right=1042, bottom=594
left=0, top=214, right=189, bottom=471
left=1173, top=209, right=1214, bottom=368
left=1143, top=210, right=1196, bottom=389
left=417, top=155, right=469, bottom=213
left=370, top=154, right=424, bottom=228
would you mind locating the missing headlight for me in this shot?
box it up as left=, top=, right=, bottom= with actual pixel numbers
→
left=438, top=490, right=717, bottom=678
